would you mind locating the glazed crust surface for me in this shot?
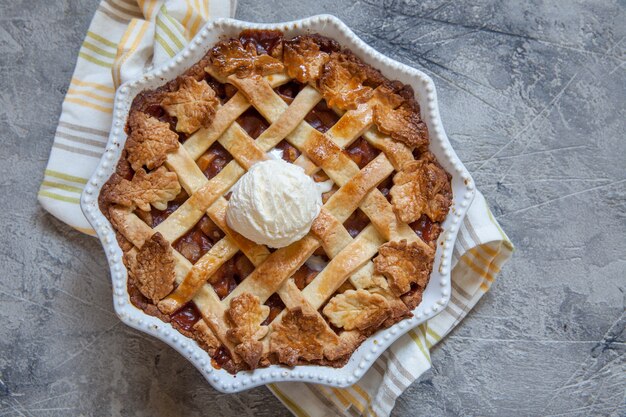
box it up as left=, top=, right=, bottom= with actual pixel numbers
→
left=99, top=30, right=452, bottom=373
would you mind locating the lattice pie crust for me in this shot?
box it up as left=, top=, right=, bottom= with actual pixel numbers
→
left=99, top=30, right=452, bottom=373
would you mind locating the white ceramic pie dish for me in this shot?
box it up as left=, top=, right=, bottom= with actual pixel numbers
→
left=80, top=14, right=475, bottom=393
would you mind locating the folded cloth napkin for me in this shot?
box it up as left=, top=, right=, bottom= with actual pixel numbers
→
left=37, top=2, right=514, bottom=416
left=37, top=0, right=235, bottom=234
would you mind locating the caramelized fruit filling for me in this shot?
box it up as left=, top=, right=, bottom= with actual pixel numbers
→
left=172, top=215, right=224, bottom=264
left=210, top=253, right=254, bottom=299
left=197, top=143, right=232, bottom=179
left=170, top=302, right=202, bottom=332
left=346, top=137, right=379, bottom=169
left=410, top=214, right=441, bottom=245
left=343, top=209, right=370, bottom=238
left=263, top=293, right=286, bottom=325
left=237, top=107, right=270, bottom=138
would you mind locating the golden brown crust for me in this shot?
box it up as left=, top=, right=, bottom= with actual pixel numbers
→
left=126, top=112, right=180, bottom=171
left=371, top=85, right=429, bottom=149
left=226, top=293, right=269, bottom=368
left=99, top=30, right=453, bottom=374
left=356, top=272, right=412, bottom=326
left=125, top=233, right=176, bottom=304
left=390, top=159, right=452, bottom=223
left=161, top=77, right=219, bottom=134
left=208, top=39, right=284, bottom=78
left=283, top=35, right=330, bottom=83
left=98, top=172, right=124, bottom=218
left=107, top=166, right=181, bottom=212
left=374, top=103, right=429, bottom=149
left=401, top=288, right=424, bottom=311
left=323, top=289, right=392, bottom=331
left=193, top=319, right=221, bottom=355
left=318, top=52, right=375, bottom=110
left=371, top=84, right=405, bottom=109
left=270, top=307, right=339, bottom=366
left=233, top=341, right=263, bottom=369
left=324, top=331, right=365, bottom=361
left=374, top=240, right=434, bottom=297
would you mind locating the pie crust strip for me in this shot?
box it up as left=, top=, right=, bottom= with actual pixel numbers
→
left=109, top=207, right=240, bottom=361
left=325, top=103, right=415, bottom=171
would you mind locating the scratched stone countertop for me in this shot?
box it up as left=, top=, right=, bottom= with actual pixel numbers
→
left=1, top=0, right=625, bottom=416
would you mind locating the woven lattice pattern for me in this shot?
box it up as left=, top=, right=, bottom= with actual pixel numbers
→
left=101, top=32, right=452, bottom=372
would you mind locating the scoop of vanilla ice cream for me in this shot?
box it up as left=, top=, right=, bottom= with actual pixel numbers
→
left=226, top=159, right=330, bottom=248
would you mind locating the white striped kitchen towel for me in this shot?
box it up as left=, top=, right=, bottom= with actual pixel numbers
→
left=38, top=2, right=513, bottom=416
left=38, top=0, right=235, bottom=234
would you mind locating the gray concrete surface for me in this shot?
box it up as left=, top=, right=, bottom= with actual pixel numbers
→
left=1, top=0, right=625, bottom=416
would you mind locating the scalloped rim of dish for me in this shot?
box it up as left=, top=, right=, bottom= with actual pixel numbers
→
left=80, top=14, right=475, bottom=393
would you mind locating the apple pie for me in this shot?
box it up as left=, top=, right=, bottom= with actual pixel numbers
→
left=99, top=30, right=452, bottom=373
